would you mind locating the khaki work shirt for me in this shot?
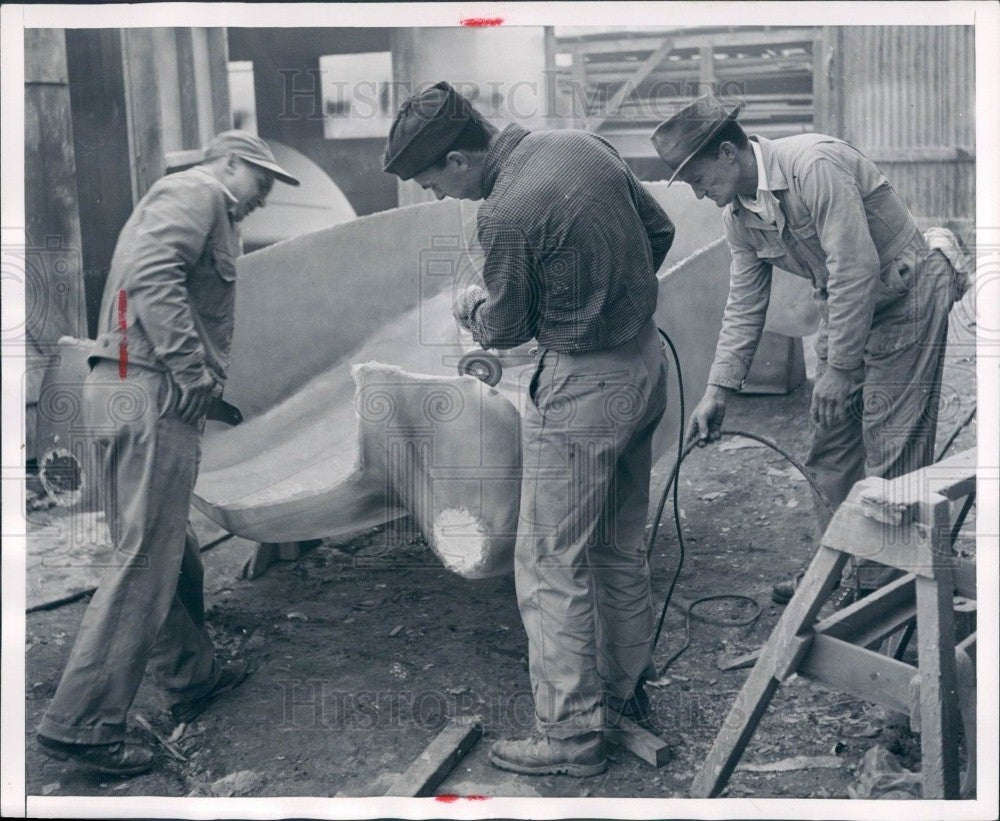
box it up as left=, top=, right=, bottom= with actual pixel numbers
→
left=708, top=134, right=921, bottom=389
left=90, top=166, right=242, bottom=390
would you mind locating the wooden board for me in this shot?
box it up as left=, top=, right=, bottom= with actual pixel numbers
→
left=384, top=718, right=483, bottom=797
left=606, top=716, right=671, bottom=767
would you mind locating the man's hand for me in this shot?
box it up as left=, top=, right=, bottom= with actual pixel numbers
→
left=177, top=372, right=216, bottom=424
left=810, top=365, right=854, bottom=428
left=452, top=284, right=487, bottom=330
left=685, top=386, right=730, bottom=448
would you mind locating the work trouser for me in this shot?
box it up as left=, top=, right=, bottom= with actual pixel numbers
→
left=515, top=320, right=667, bottom=739
left=38, top=362, right=220, bottom=745
left=805, top=245, right=956, bottom=582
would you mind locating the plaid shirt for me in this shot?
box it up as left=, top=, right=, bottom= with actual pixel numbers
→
left=467, top=124, right=674, bottom=353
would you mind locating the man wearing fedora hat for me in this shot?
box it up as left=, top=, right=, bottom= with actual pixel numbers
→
left=385, top=81, right=675, bottom=776
left=37, top=131, right=299, bottom=776
left=653, top=94, right=958, bottom=603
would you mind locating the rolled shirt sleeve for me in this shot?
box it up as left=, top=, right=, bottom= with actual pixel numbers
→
left=798, top=157, right=881, bottom=371
left=467, top=219, right=541, bottom=350
left=125, top=184, right=217, bottom=390
left=707, top=216, right=773, bottom=390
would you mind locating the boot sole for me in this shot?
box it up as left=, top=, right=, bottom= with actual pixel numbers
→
left=488, top=750, right=607, bottom=777
left=39, top=745, right=154, bottom=776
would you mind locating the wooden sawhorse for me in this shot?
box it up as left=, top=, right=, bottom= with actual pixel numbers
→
left=691, top=448, right=977, bottom=799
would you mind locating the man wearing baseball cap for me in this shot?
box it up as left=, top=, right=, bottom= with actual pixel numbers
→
left=37, top=131, right=298, bottom=776
left=385, top=82, right=675, bottom=776
left=653, top=94, right=960, bottom=604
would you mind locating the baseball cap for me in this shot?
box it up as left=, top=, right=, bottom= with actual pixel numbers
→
left=204, top=130, right=300, bottom=187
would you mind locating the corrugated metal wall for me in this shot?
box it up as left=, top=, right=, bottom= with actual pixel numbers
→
left=832, top=26, right=975, bottom=231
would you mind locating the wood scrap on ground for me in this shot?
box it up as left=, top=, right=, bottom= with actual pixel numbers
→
left=606, top=716, right=671, bottom=767
left=383, top=717, right=483, bottom=797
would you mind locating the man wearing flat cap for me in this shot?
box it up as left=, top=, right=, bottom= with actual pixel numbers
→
left=655, top=94, right=960, bottom=603
left=385, top=81, right=675, bottom=776
left=37, top=131, right=299, bottom=776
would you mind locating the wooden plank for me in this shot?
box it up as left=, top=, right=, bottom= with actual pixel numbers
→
left=797, top=635, right=914, bottom=714
left=558, top=27, right=817, bottom=56
left=867, top=147, right=975, bottom=164
left=814, top=573, right=916, bottom=645
left=915, top=571, right=962, bottom=798
left=206, top=27, right=232, bottom=134
left=587, top=36, right=674, bottom=131
left=120, top=28, right=165, bottom=202
left=384, top=718, right=483, bottom=797
left=821, top=494, right=937, bottom=579
left=690, top=545, right=848, bottom=797
left=859, top=449, right=976, bottom=526
left=717, top=648, right=760, bottom=671
left=698, top=44, right=715, bottom=92
left=607, top=716, right=671, bottom=767
left=174, top=28, right=200, bottom=150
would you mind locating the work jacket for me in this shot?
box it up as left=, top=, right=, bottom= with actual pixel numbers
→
left=707, top=133, right=922, bottom=390
left=90, top=166, right=242, bottom=390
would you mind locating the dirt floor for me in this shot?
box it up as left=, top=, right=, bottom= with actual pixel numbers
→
left=23, top=317, right=977, bottom=802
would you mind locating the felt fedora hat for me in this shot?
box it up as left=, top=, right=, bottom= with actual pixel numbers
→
left=651, top=93, right=744, bottom=184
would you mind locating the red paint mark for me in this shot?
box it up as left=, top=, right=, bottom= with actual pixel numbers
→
left=434, top=794, right=460, bottom=803
left=117, top=289, right=128, bottom=379
left=461, top=17, right=504, bottom=26
left=466, top=794, right=489, bottom=800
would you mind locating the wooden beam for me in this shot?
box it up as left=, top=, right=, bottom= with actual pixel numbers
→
left=798, top=635, right=914, bottom=714
left=915, top=573, right=962, bottom=798
left=858, top=448, right=975, bottom=526
left=607, top=716, right=671, bottom=767
left=698, top=44, right=715, bottom=93
left=822, top=494, right=939, bottom=579
left=384, top=718, right=483, bottom=797
left=120, top=28, right=165, bottom=202
left=557, top=27, right=817, bottom=56
left=867, top=147, right=976, bottom=164
left=587, top=36, right=674, bottom=131
left=174, top=28, right=200, bottom=150
left=206, top=27, right=232, bottom=134
left=814, top=575, right=919, bottom=650
left=690, top=545, right=849, bottom=797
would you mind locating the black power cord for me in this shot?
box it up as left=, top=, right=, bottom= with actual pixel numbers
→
left=646, top=326, right=976, bottom=682
left=647, top=328, right=834, bottom=679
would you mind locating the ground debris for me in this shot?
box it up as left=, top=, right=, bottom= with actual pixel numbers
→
left=717, top=437, right=767, bottom=452
left=736, top=754, right=842, bottom=773
left=188, top=769, right=266, bottom=797
left=847, top=745, right=921, bottom=799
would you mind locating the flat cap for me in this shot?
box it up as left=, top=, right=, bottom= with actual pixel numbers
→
left=204, top=130, right=300, bottom=187
left=651, top=93, right=743, bottom=184
left=383, top=81, right=474, bottom=180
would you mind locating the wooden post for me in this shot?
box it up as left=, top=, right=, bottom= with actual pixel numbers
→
left=913, top=495, right=961, bottom=798
left=690, top=544, right=848, bottom=797
left=206, top=27, right=232, bottom=134
left=120, top=28, right=165, bottom=202
left=698, top=44, right=715, bottom=95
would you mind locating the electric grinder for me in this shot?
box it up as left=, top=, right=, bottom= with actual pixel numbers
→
left=457, top=349, right=504, bottom=386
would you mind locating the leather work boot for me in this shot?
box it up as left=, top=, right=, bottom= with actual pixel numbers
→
left=37, top=735, right=155, bottom=777
left=489, top=731, right=607, bottom=777
left=605, top=679, right=652, bottom=726
left=169, top=658, right=250, bottom=724
left=771, top=572, right=840, bottom=605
